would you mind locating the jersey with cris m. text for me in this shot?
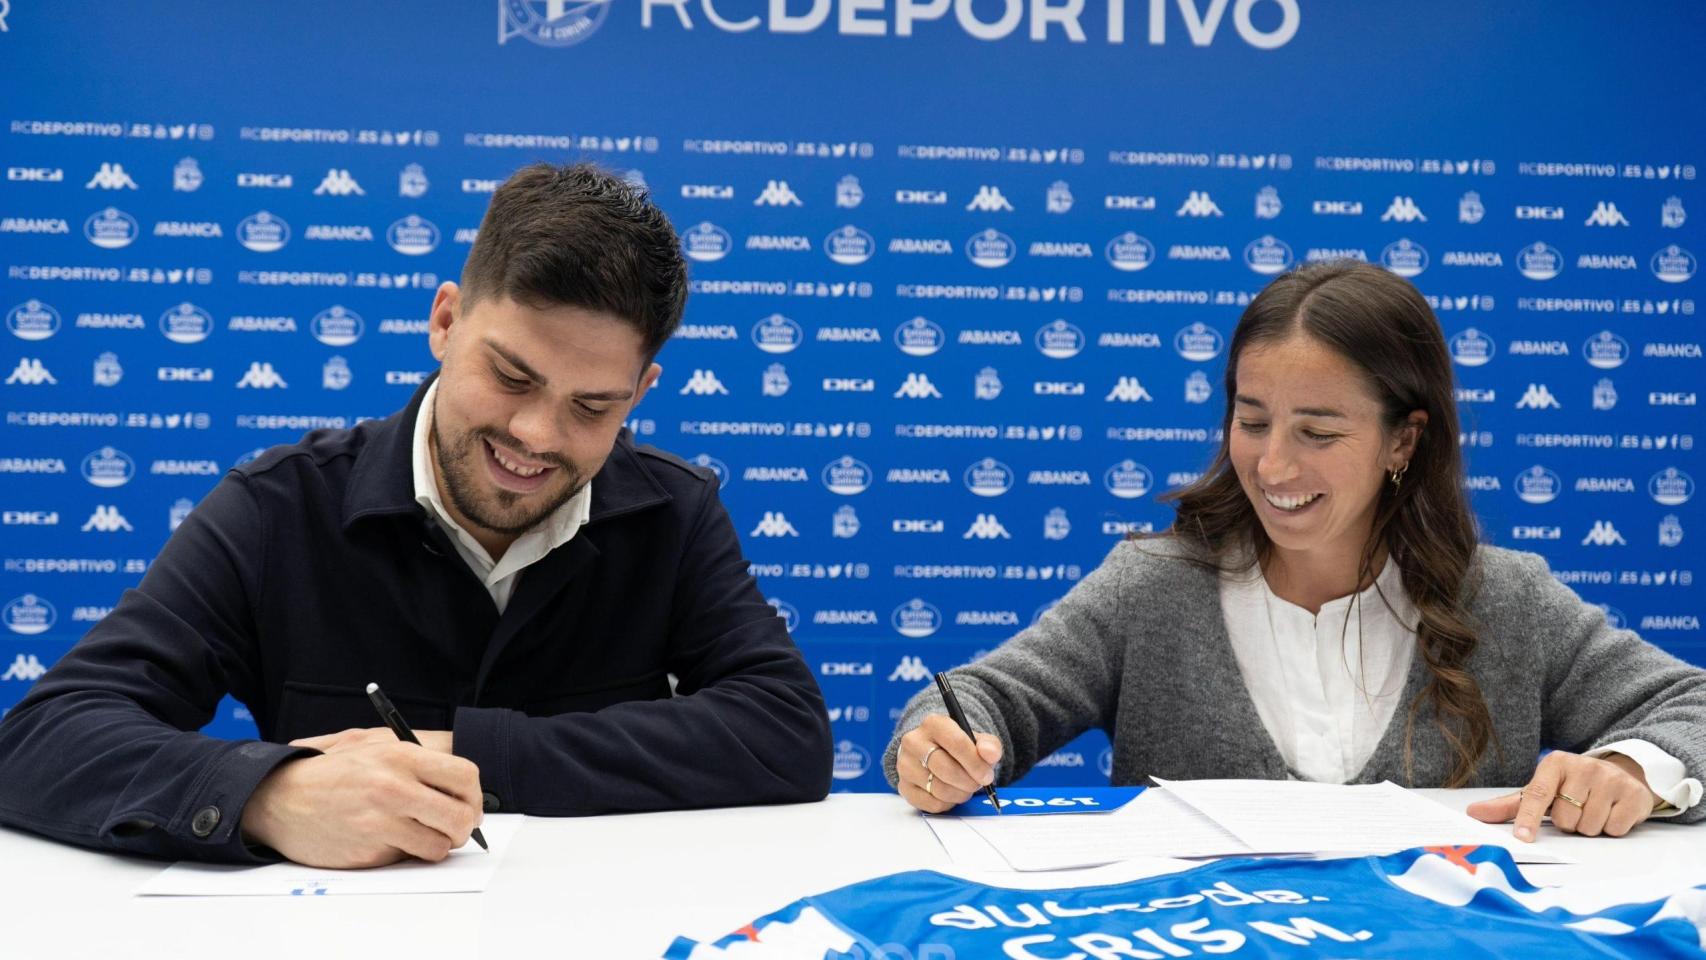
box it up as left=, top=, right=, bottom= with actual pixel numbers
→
left=663, top=845, right=1706, bottom=959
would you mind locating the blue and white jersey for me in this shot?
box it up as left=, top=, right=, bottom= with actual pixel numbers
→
left=664, top=846, right=1706, bottom=958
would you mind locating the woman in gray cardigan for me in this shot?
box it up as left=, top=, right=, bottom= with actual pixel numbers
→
left=885, top=260, right=1705, bottom=842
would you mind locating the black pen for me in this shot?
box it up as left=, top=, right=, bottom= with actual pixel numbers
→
left=365, top=682, right=488, bottom=851
left=933, top=671, right=1002, bottom=814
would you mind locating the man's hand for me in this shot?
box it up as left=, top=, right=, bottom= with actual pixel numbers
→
left=290, top=727, right=454, bottom=755
left=1466, top=750, right=1659, bottom=842
left=240, top=741, right=483, bottom=868
left=895, top=714, right=1003, bottom=814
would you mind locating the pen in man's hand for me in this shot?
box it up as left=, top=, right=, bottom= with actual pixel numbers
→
left=933, top=671, right=1002, bottom=814
left=365, top=682, right=488, bottom=851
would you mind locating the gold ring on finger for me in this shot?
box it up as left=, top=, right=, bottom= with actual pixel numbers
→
left=925, top=772, right=935, bottom=797
left=921, top=745, right=942, bottom=775
left=1557, top=792, right=1585, bottom=809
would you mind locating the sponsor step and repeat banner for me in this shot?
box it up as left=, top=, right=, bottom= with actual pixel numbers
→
left=1, top=3, right=1700, bottom=790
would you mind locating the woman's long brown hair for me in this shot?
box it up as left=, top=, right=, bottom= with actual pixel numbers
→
left=1160, top=260, right=1495, bottom=786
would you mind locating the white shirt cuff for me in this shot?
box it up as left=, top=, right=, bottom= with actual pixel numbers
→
left=1587, top=739, right=1704, bottom=816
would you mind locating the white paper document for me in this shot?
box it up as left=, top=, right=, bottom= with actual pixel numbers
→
left=136, top=814, right=521, bottom=896
left=952, top=788, right=1259, bottom=871
left=1154, top=779, right=1574, bottom=865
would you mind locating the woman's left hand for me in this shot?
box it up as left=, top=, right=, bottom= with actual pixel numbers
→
left=1466, top=750, right=1659, bottom=841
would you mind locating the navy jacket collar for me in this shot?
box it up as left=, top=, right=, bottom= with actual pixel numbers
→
left=340, top=376, right=672, bottom=531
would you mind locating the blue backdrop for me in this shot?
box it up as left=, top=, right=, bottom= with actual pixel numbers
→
left=1, top=1, right=1700, bottom=791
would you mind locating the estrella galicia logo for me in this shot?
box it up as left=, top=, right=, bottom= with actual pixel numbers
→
left=1174, top=322, right=1224, bottom=362
left=965, top=228, right=1016, bottom=268
left=1582, top=330, right=1631, bottom=370
left=682, top=222, right=733, bottom=263
left=751, top=313, right=803, bottom=354
left=894, top=317, right=945, bottom=357
left=159, top=302, right=214, bottom=345
left=822, top=456, right=873, bottom=495
left=768, top=597, right=801, bottom=634
left=892, top=598, right=943, bottom=639
left=1652, top=245, right=1697, bottom=283
left=1517, top=242, right=1563, bottom=281
left=1650, top=467, right=1695, bottom=506
left=81, top=446, right=136, bottom=489
left=964, top=458, right=1015, bottom=497
left=1104, top=460, right=1154, bottom=499
left=4, top=594, right=56, bottom=636
left=689, top=453, right=730, bottom=488
left=1035, top=320, right=1086, bottom=359
left=236, top=211, right=290, bottom=252
left=311, top=305, right=365, bottom=347
left=1243, top=235, right=1294, bottom=275
left=387, top=215, right=441, bottom=255
left=824, top=225, right=876, bottom=266
left=83, top=207, right=139, bottom=249
left=1380, top=238, right=1429, bottom=278
left=497, top=0, right=611, bottom=47
left=1449, top=328, right=1496, bottom=367
left=1098, top=747, right=1115, bottom=780
left=1515, top=465, right=1563, bottom=505
left=832, top=739, right=872, bottom=780
left=1104, top=232, right=1155, bottom=272
left=7, top=299, right=61, bottom=341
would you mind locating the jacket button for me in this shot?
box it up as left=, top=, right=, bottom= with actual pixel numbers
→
left=190, top=805, right=222, bottom=838
left=482, top=792, right=501, bottom=813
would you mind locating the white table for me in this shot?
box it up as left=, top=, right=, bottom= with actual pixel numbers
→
left=2, top=789, right=1703, bottom=959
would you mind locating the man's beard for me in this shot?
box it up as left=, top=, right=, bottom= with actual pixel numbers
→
left=432, top=417, right=585, bottom=537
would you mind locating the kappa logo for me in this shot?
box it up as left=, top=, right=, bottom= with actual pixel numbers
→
left=85, top=163, right=138, bottom=190
left=1105, top=376, right=1152, bottom=402
left=399, top=163, right=429, bottom=199
left=893, top=654, right=934, bottom=682
left=835, top=175, right=863, bottom=209
left=1584, top=201, right=1629, bottom=227
left=1176, top=190, right=1223, bottom=217
left=498, top=0, right=612, bottom=47
left=761, top=362, right=791, bottom=397
left=81, top=505, right=133, bottom=533
left=975, top=366, right=1003, bottom=400
left=1046, top=181, right=1073, bottom=214
left=832, top=504, right=860, bottom=539
left=312, top=168, right=366, bottom=196
left=678, top=369, right=730, bottom=395
left=962, top=513, right=1011, bottom=540
left=236, top=361, right=288, bottom=389
left=1582, top=520, right=1626, bottom=546
left=5, top=358, right=56, bottom=385
left=1458, top=191, right=1485, bottom=224
left=749, top=511, right=800, bottom=538
left=965, top=185, right=1014, bottom=212
left=753, top=180, right=803, bottom=207
left=1662, top=196, right=1686, bottom=229
left=173, top=157, right=204, bottom=192
left=1255, top=186, right=1282, bottom=219
left=1515, top=383, right=1561, bottom=409
left=2, top=654, right=48, bottom=682
left=1379, top=196, right=1427, bottom=223
left=893, top=373, right=942, bottom=399
left=1043, top=507, right=1071, bottom=541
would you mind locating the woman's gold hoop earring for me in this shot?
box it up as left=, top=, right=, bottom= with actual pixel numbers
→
left=1389, top=463, right=1409, bottom=488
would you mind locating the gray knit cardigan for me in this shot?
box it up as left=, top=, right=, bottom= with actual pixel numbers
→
left=883, top=536, right=1706, bottom=823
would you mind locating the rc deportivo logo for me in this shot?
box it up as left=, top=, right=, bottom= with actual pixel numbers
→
left=498, top=0, right=611, bottom=46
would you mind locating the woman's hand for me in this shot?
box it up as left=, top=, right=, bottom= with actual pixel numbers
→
left=895, top=714, right=1004, bottom=813
left=1466, top=750, right=1659, bottom=841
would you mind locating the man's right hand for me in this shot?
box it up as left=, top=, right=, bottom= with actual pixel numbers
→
left=240, top=742, right=485, bottom=868
left=895, top=714, right=1004, bottom=814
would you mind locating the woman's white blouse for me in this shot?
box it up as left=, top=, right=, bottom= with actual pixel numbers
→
left=1219, top=560, right=1701, bottom=814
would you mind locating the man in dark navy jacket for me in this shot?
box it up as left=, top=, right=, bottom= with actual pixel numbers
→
left=0, top=164, right=833, bottom=867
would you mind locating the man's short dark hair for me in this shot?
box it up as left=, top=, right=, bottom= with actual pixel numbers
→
left=460, top=162, right=688, bottom=359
